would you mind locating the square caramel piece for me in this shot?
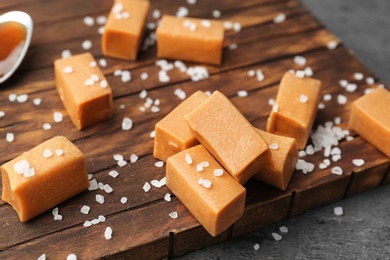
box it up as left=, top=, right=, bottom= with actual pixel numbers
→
left=185, top=91, right=270, bottom=184
left=254, top=129, right=298, bottom=191
left=166, top=145, right=246, bottom=237
left=154, top=91, right=209, bottom=161
left=102, top=0, right=150, bottom=60
left=54, top=52, right=114, bottom=130
left=156, top=15, right=224, bottom=65
left=1, top=136, right=89, bottom=222
left=349, top=87, right=390, bottom=157
left=267, top=72, right=322, bottom=149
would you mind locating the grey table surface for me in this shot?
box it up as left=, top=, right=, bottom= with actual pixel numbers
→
left=177, top=0, right=390, bottom=259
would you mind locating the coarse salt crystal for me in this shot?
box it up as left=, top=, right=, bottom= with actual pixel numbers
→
left=80, top=205, right=90, bottom=214
left=130, top=154, right=139, bottom=163
left=155, top=161, right=164, bottom=167
left=196, top=164, right=203, bottom=172
left=0, top=111, right=5, bottom=118
left=139, top=90, right=148, bottom=99
left=109, top=170, right=119, bottom=178
left=306, top=145, right=314, bottom=155
left=63, top=66, right=73, bottom=74
left=339, top=79, right=348, bottom=88
left=176, top=6, right=189, bottom=18
left=103, top=184, right=113, bottom=193
left=187, top=0, right=197, bottom=4
left=98, top=215, right=106, bottom=222
left=99, top=59, right=107, bottom=67
left=237, top=90, right=248, bottom=97
left=96, top=15, right=107, bottom=25
left=298, top=150, right=306, bottom=157
left=332, top=154, right=341, bottom=162
left=254, top=243, right=260, bottom=251
left=114, top=70, right=122, bottom=76
left=331, top=166, right=343, bottom=175
left=164, top=193, right=172, bottom=202
left=89, top=61, right=97, bottom=67
left=122, top=117, right=133, bottom=130
left=318, top=103, right=325, bottom=109
left=279, top=226, right=288, bottom=233
left=33, top=98, right=42, bottom=106
left=23, top=167, right=35, bottom=178
left=96, top=194, right=105, bottom=204
left=16, top=94, right=28, bottom=103
left=366, top=77, right=374, bottom=85
left=62, top=49, right=71, bottom=58
left=327, top=40, right=338, bottom=50
left=159, top=70, right=170, bottom=82
left=248, top=70, right=255, bottom=77
left=113, top=3, right=124, bottom=13
left=113, top=154, right=123, bottom=161
left=296, top=70, right=305, bottom=78
left=151, top=106, right=160, bottom=113
left=82, top=40, right=92, bottom=50
left=104, top=227, right=113, bottom=240
left=117, top=160, right=127, bottom=167
left=334, top=206, right=343, bottom=216
left=84, top=221, right=92, bottom=227
left=85, top=78, right=94, bottom=86
left=185, top=153, right=192, bottom=165
left=38, top=254, right=46, bottom=260
left=152, top=9, right=161, bottom=19
left=120, top=197, right=128, bottom=204
left=268, top=98, right=275, bottom=106
left=346, top=83, right=358, bottom=93
left=174, top=88, right=186, bottom=100
left=43, top=148, right=53, bottom=158
left=273, top=104, right=279, bottom=113
left=150, top=130, right=156, bottom=138
left=98, top=26, right=105, bottom=35
left=201, top=179, right=212, bottom=188
left=143, top=182, right=151, bottom=192
left=9, top=93, right=17, bottom=102
left=273, top=13, right=286, bottom=24
left=272, top=233, right=282, bottom=241
left=233, top=22, right=241, bottom=32
left=140, top=72, right=148, bottom=81
left=121, top=70, right=131, bottom=82
left=337, top=94, right=347, bottom=105
left=299, top=94, right=308, bottom=103
left=352, top=159, right=365, bottom=167
left=304, top=67, right=313, bottom=77
left=83, top=16, right=94, bottom=26
left=319, top=163, right=327, bottom=169
left=6, top=133, right=14, bottom=142
left=43, top=123, right=52, bottom=130
left=294, top=55, right=306, bottom=66
left=201, top=20, right=211, bottom=28
left=67, top=254, right=77, bottom=260
left=353, top=72, right=364, bottom=81
left=200, top=161, right=210, bottom=167
left=56, top=149, right=63, bottom=156
left=89, top=179, right=98, bottom=191
left=14, top=159, right=30, bottom=174
left=169, top=211, right=178, bottom=219
left=323, top=94, right=332, bottom=101
left=91, top=219, right=99, bottom=225
left=228, top=43, right=238, bottom=50
left=223, top=21, right=233, bottom=30
left=100, top=80, right=108, bottom=88
left=269, top=143, right=279, bottom=150
left=212, top=10, right=221, bottom=18
left=213, top=169, right=224, bottom=176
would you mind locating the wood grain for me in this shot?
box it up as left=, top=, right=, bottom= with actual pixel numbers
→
left=1, top=0, right=389, bottom=258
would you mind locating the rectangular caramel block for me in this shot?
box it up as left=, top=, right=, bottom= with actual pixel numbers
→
left=349, top=87, right=390, bottom=157
left=267, top=72, right=322, bottom=149
left=156, top=15, right=224, bottom=65
left=154, top=91, right=209, bottom=161
left=185, top=91, right=270, bottom=184
left=1, top=136, right=89, bottom=222
left=54, top=52, right=114, bottom=130
left=254, top=129, right=298, bottom=191
left=166, top=145, right=246, bottom=237
left=102, top=0, right=150, bottom=60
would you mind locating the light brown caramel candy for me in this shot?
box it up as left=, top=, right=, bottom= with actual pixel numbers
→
left=185, top=91, right=270, bottom=184
left=156, top=15, right=224, bottom=65
left=267, top=72, right=322, bottom=149
left=102, top=0, right=150, bottom=60
left=254, top=129, right=298, bottom=191
left=54, top=52, right=114, bottom=130
left=349, top=87, right=390, bottom=157
left=154, top=91, right=209, bottom=161
left=166, top=145, right=246, bottom=237
left=1, top=136, right=89, bottom=222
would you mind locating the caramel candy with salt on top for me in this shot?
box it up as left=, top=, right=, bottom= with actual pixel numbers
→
left=102, top=0, right=150, bottom=60
left=267, top=72, right=322, bottom=149
left=1, top=136, right=89, bottom=222
left=54, top=52, right=114, bottom=130
left=185, top=91, right=270, bottom=184
left=349, top=87, right=390, bottom=157
left=254, top=129, right=298, bottom=191
left=166, top=145, right=246, bottom=237
left=156, top=15, right=224, bottom=65
left=154, top=91, right=209, bottom=161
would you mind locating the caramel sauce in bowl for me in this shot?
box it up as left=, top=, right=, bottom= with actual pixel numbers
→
left=0, top=11, right=33, bottom=83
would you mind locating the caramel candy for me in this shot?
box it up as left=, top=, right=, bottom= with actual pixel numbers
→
left=1, top=136, right=89, bottom=222
left=154, top=91, right=209, bottom=161
left=267, top=72, right=322, bottom=149
left=254, top=129, right=298, bottom=190
left=156, top=15, right=224, bottom=65
left=349, top=87, right=390, bottom=157
left=185, top=91, right=270, bottom=184
left=166, top=145, right=246, bottom=237
left=102, top=0, right=150, bottom=60
left=54, top=52, right=114, bottom=130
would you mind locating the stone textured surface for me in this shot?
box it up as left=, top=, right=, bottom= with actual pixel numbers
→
left=177, top=0, right=390, bottom=259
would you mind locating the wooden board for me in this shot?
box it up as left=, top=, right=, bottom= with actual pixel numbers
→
left=1, top=0, right=389, bottom=258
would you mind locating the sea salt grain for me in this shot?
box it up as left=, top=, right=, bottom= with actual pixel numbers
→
left=159, top=70, right=170, bottom=82
left=88, top=179, right=98, bottom=191
left=304, top=67, right=313, bottom=77
left=185, top=153, right=192, bottom=165
left=33, top=98, right=42, bottom=106
left=67, top=254, right=77, bottom=260
left=237, top=90, right=248, bottom=97
left=155, top=161, right=164, bottom=167
left=334, top=206, right=343, bottom=216
left=109, top=170, right=119, bottom=178
left=80, top=205, right=90, bottom=214
left=38, top=254, right=46, bottom=260
left=62, top=49, right=71, bottom=58
left=352, top=159, right=365, bottom=167
left=122, top=117, right=133, bottom=130
left=120, top=197, right=128, bottom=204
left=331, top=166, right=343, bottom=175
left=176, top=6, right=189, bottom=18
left=104, top=227, right=113, bottom=240
left=103, top=184, right=113, bottom=193
left=323, top=94, right=332, bottom=101
left=121, top=70, right=131, bottom=82
left=212, top=10, right=221, bottom=18
left=140, top=72, right=148, bottom=80
left=337, top=95, right=347, bottom=105
left=98, top=215, right=106, bottom=222
left=63, top=66, right=73, bottom=74
left=279, top=226, right=288, bottom=233
left=82, top=40, right=92, bottom=50
left=256, top=69, right=265, bottom=81
left=164, top=193, right=172, bottom=202
left=152, top=9, right=161, bottom=19
left=254, top=243, right=260, bottom=251
left=113, top=154, right=123, bottom=161
left=229, top=43, right=238, bottom=50
left=196, top=164, right=203, bottom=172
left=223, top=21, right=233, bottom=30
left=353, top=72, right=364, bottom=81
left=0, top=111, right=5, bottom=118
left=143, top=182, right=150, bottom=192
left=130, top=154, right=139, bottom=163
left=339, top=79, right=348, bottom=88
left=272, top=233, right=282, bottom=241
left=327, top=40, right=338, bottom=50
left=269, top=143, right=279, bottom=150
left=201, top=179, right=212, bottom=188
left=214, top=169, right=224, bottom=176
left=346, top=83, right=358, bottom=93
left=90, top=61, right=97, bottom=67
left=169, top=211, right=178, bottom=219
left=43, top=148, right=53, bottom=158
left=233, top=22, right=241, bottom=32
left=366, top=77, right=375, bottom=85
left=53, top=112, right=63, bottom=122
left=201, top=20, right=211, bottom=28
left=150, top=130, right=156, bottom=138
left=273, top=13, right=286, bottom=24
left=17, top=94, right=28, bottom=103
left=100, top=80, right=108, bottom=88
left=6, top=133, right=14, bottom=142
left=84, top=221, right=92, bottom=227
left=96, top=15, right=107, bottom=25
left=299, top=94, right=308, bottom=104
left=83, top=16, right=94, bottom=26
left=174, top=88, right=186, bottom=100
left=294, top=56, right=306, bottom=66
left=96, top=194, right=105, bottom=204
left=117, top=160, right=127, bottom=167
left=99, top=59, right=107, bottom=67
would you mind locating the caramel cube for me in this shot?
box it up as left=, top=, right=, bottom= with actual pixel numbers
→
left=349, top=87, right=390, bottom=157
left=54, top=52, right=114, bottom=130
left=154, top=91, right=209, bottom=161
left=102, top=0, right=150, bottom=60
left=185, top=91, right=270, bottom=184
left=254, top=129, right=298, bottom=190
left=156, top=15, right=224, bottom=65
left=166, top=145, right=246, bottom=237
left=1, top=136, right=89, bottom=222
left=267, top=72, right=322, bottom=149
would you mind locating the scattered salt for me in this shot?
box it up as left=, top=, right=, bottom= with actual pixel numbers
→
left=346, top=83, right=357, bottom=93
left=150, top=130, right=156, bottom=138
left=327, top=40, right=338, bottom=50
left=185, top=153, right=192, bottom=165
left=152, top=9, right=161, bottom=19
left=96, top=15, right=107, bottom=25
left=237, top=90, right=248, bottom=97
left=296, top=70, right=305, bottom=78
left=269, top=143, right=279, bottom=150
left=337, top=94, right=347, bottom=105
left=294, top=55, right=306, bottom=66
left=212, top=10, right=221, bottom=18
left=155, top=161, right=164, bottom=167
left=299, top=94, right=308, bottom=104
left=305, top=145, right=314, bottom=155
left=272, top=232, right=282, bottom=241
left=82, top=40, right=92, bottom=50
left=164, top=193, right=172, bottom=202
left=121, top=70, right=131, bottom=82
left=169, top=211, right=178, bottom=219
left=43, top=123, right=52, bottom=130
left=334, top=206, right=343, bottom=216
left=174, top=88, right=186, bottom=100
left=254, top=243, right=260, bottom=251
left=98, top=215, right=106, bottom=222
left=83, top=221, right=92, bottom=227
left=103, top=184, right=113, bottom=193
left=120, top=197, right=128, bottom=204
left=332, top=154, right=341, bottom=162
left=151, top=180, right=162, bottom=188
left=196, top=164, right=203, bottom=172
left=63, top=66, right=73, bottom=74
left=109, top=170, right=119, bottom=178
left=228, top=43, right=238, bottom=50
left=130, top=154, right=139, bottom=163
left=213, top=169, right=224, bottom=176
left=323, top=94, right=332, bottom=101
left=122, top=117, right=133, bottom=130
left=53, top=111, right=63, bottom=122
left=14, top=159, right=30, bottom=174
left=88, top=179, right=98, bottom=191
left=0, top=111, right=5, bottom=118
left=353, top=72, right=364, bottom=81
left=268, top=98, right=275, bottom=106
left=366, top=77, right=374, bottom=85
left=201, top=179, right=212, bottom=188
left=304, top=67, right=313, bottom=77
left=331, top=166, right=343, bottom=175
left=223, top=21, right=233, bottom=30
left=159, top=70, right=170, bottom=82
left=176, top=6, right=189, bottom=18
left=90, top=61, right=97, bottom=67
left=248, top=70, right=255, bottom=77
left=273, top=13, right=286, bottom=24
left=113, top=154, right=123, bottom=161
left=43, top=148, right=53, bottom=158
left=117, top=160, right=127, bottom=167
left=295, top=159, right=315, bottom=174
left=339, top=79, right=348, bottom=88
left=100, top=80, right=108, bottom=88
left=96, top=194, right=105, bottom=204
left=62, top=49, right=71, bottom=58
left=233, top=22, right=241, bottom=32
left=279, top=226, right=288, bottom=233
left=6, top=133, right=14, bottom=142
left=38, top=254, right=46, bottom=260
left=16, top=94, right=28, bottom=103
left=330, top=147, right=341, bottom=155
left=55, top=150, right=62, bottom=157
left=83, top=16, right=94, bottom=26
left=140, top=72, right=148, bottom=81
left=151, top=106, right=160, bottom=113
left=99, top=59, right=107, bottom=67
left=318, top=103, right=325, bottom=109
left=352, top=159, right=365, bottom=167
left=80, top=205, right=90, bottom=214
left=298, top=151, right=306, bottom=157
left=273, top=104, right=279, bottom=113
left=104, top=227, right=113, bottom=240
left=201, top=20, right=211, bottom=28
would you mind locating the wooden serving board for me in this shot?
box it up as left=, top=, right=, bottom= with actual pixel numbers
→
left=1, top=0, right=389, bottom=258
